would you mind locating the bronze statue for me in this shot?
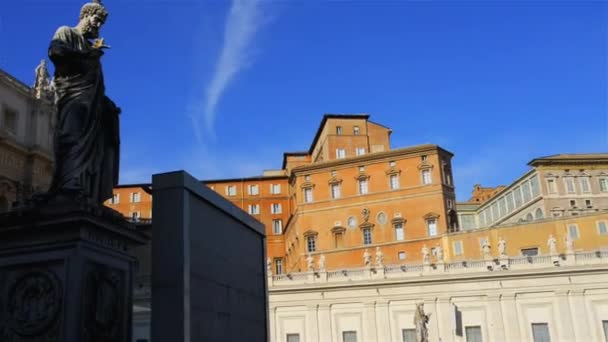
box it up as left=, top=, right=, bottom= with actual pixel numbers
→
left=47, top=0, right=120, bottom=205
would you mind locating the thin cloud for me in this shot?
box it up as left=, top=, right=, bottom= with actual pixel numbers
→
left=195, top=0, right=268, bottom=142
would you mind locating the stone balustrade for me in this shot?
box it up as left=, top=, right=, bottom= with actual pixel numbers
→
left=268, top=248, right=608, bottom=287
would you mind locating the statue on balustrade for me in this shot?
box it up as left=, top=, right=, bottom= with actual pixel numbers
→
left=306, top=253, right=314, bottom=272
left=547, top=234, right=558, bottom=255
left=45, top=0, right=121, bottom=206
left=266, top=257, right=272, bottom=275
left=565, top=233, right=574, bottom=254
left=482, top=241, right=492, bottom=259
left=433, top=244, right=443, bottom=263
left=422, top=245, right=430, bottom=264
left=414, top=302, right=430, bottom=342
left=318, top=254, right=326, bottom=272
left=375, top=247, right=384, bottom=267
left=363, top=249, right=371, bottom=267
left=498, top=237, right=507, bottom=257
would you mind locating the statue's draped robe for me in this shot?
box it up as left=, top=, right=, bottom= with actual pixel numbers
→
left=48, top=26, right=119, bottom=204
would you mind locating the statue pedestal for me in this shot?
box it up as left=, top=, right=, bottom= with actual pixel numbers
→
left=0, top=201, right=146, bottom=342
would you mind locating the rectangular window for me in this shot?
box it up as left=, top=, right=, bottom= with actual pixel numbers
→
left=461, top=215, right=476, bottom=230
left=225, top=185, right=236, bottom=196
left=331, top=183, right=341, bottom=199
left=402, top=329, right=416, bottom=342
left=453, top=241, right=463, bottom=256
left=398, top=252, right=406, bottom=260
left=336, top=126, right=343, bottom=135
left=272, top=219, right=282, bottom=234
left=546, top=179, right=557, bottom=194
left=570, top=200, right=577, bottom=208
left=363, top=228, right=372, bottom=245
left=307, top=236, right=316, bottom=252
left=274, top=259, right=283, bottom=275
left=421, top=155, right=428, bottom=162
left=356, top=147, right=366, bottom=156
left=271, top=203, right=282, bottom=214
left=506, top=192, right=515, bottom=212
left=522, top=181, right=532, bottom=202
left=491, top=203, right=499, bottom=222
left=3, top=107, right=18, bottom=134
left=498, top=198, right=506, bottom=216
left=130, top=192, right=141, bottom=203
left=530, top=175, right=540, bottom=197
left=531, top=323, right=551, bottom=342
left=270, top=184, right=281, bottom=194
left=597, top=221, right=608, bottom=235
left=427, top=219, right=437, bottom=236
left=248, top=204, right=260, bottom=215
left=336, top=148, right=346, bottom=159
left=600, top=178, right=608, bottom=192
left=465, top=326, right=483, bottom=342
left=394, top=222, right=404, bottom=240
left=334, top=232, right=343, bottom=248
left=580, top=177, right=591, bottom=193
left=564, top=177, right=576, bottom=194
left=568, top=224, right=579, bottom=239
left=248, top=184, right=259, bottom=195
left=353, top=126, right=360, bottom=135
left=286, top=334, right=300, bottom=342
left=521, top=248, right=539, bottom=256
left=389, top=174, right=400, bottom=190
left=358, top=179, right=369, bottom=195
left=110, top=193, right=120, bottom=205
left=514, top=187, right=523, bottom=207
left=342, top=331, right=357, bottom=342
left=586, top=199, right=593, bottom=208
left=422, top=169, right=432, bottom=185
left=303, top=188, right=313, bottom=203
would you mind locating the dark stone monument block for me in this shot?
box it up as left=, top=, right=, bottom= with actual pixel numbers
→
left=152, top=171, right=268, bottom=342
left=0, top=202, right=146, bottom=341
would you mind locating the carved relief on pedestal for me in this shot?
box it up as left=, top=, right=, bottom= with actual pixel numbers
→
left=2, top=269, right=62, bottom=340
left=82, top=263, right=125, bottom=342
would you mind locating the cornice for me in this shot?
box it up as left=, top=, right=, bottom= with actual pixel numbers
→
left=291, top=144, right=446, bottom=174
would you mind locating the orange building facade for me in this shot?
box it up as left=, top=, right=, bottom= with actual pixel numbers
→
left=107, top=114, right=608, bottom=276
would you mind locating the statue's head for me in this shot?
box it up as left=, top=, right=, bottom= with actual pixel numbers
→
left=78, top=0, right=108, bottom=39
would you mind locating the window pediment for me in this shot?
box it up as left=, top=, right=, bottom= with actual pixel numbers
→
left=423, top=212, right=440, bottom=220
left=359, top=222, right=374, bottom=230
left=417, top=163, right=433, bottom=170
left=391, top=217, right=406, bottom=224
left=300, top=181, right=315, bottom=189
left=385, top=167, right=401, bottom=176
left=355, top=173, right=369, bottom=181
left=303, top=229, right=318, bottom=237
left=328, top=177, right=343, bottom=185
left=331, top=226, right=346, bottom=234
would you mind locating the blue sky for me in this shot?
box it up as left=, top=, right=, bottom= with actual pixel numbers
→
left=1, top=0, right=606, bottom=201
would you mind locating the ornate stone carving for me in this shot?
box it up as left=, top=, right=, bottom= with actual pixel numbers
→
left=433, top=244, right=443, bottom=263
left=362, top=207, right=370, bottom=223
left=4, top=270, right=62, bottom=338
left=82, top=263, right=124, bottom=341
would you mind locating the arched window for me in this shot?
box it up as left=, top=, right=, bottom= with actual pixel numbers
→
left=526, top=213, right=534, bottom=221
left=535, top=208, right=544, bottom=220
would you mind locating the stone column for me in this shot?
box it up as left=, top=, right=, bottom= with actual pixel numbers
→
left=318, top=304, right=332, bottom=342
left=569, top=290, right=592, bottom=341
left=554, top=290, right=575, bottom=341
left=305, top=304, right=320, bottom=342
left=436, top=297, right=454, bottom=342
left=362, top=302, right=378, bottom=342
left=486, top=294, right=506, bottom=342
left=500, top=293, right=522, bottom=341
left=374, top=301, right=391, bottom=342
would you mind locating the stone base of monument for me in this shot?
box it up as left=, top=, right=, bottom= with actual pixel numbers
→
left=151, top=171, right=268, bottom=342
left=0, top=200, right=146, bottom=342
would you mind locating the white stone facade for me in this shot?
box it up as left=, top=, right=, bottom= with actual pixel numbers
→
left=269, top=250, right=608, bottom=342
